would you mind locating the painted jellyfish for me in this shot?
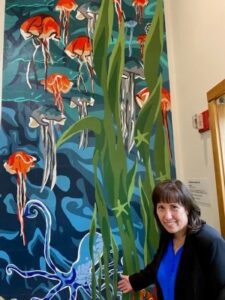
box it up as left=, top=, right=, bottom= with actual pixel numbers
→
left=113, top=0, right=125, bottom=24
left=137, top=33, right=147, bottom=59
left=70, top=96, right=95, bottom=148
left=135, top=87, right=172, bottom=158
left=20, top=15, right=60, bottom=89
left=6, top=199, right=108, bottom=300
left=76, top=1, right=100, bottom=37
left=55, top=0, right=78, bottom=45
left=40, top=73, right=73, bottom=113
left=137, top=23, right=151, bottom=59
left=65, top=36, right=94, bottom=93
left=121, top=58, right=145, bottom=152
left=29, top=105, right=66, bottom=192
left=4, top=151, right=36, bottom=245
left=132, top=0, right=149, bottom=24
left=132, top=289, right=157, bottom=300
left=125, top=20, right=137, bottom=57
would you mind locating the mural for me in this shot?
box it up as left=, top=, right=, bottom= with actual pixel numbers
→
left=0, top=0, right=175, bottom=299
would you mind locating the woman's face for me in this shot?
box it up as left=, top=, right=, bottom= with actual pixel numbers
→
left=156, top=202, right=188, bottom=237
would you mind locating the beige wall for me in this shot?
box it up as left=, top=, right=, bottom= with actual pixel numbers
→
left=164, top=0, right=225, bottom=231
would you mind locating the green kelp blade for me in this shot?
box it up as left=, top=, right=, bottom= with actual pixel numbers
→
left=93, top=0, right=113, bottom=86
left=56, top=116, right=102, bottom=148
left=107, top=20, right=125, bottom=121
left=143, top=0, right=164, bottom=91
left=134, top=76, right=162, bottom=161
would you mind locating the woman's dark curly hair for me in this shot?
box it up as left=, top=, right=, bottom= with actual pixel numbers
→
left=152, top=179, right=204, bottom=234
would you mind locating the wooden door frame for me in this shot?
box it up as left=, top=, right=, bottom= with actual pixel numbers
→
left=207, top=79, right=225, bottom=237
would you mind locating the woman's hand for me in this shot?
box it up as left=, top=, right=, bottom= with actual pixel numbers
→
left=118, top=274, right=133, bottom=293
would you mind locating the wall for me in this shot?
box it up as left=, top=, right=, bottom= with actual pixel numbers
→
left=0, top=1, right=169, bottom=298
left=1, top=2, right=223, bottom=230
left=164, top=0, right=225, bottom=231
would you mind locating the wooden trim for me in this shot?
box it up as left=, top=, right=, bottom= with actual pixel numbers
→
left=207, top=80, right=225, bottom=237
left=208, top=101, right=225, bottom=237
left=207, top=79, right=225, bottom=103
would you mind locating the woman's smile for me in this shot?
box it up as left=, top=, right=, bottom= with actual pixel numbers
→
left=156, top=202, right=188, bottom=236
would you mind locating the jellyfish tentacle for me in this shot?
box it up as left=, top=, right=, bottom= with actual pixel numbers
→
left=26, top=39, right=41, bottom=89
left=121, top=76, right=129, bottom=143
left=69, top=288, right=78, bottom=300
left=42, top=281, right=64, bottom=300
left=63, top=10, right=70, bottom=45
left=41, top=39, right=51, bottom=87
left=86, top=58, right=95, bottom=92
left=77, top=61, right=87, bottom=93
left=25, top=200, right=59, bottom=273
left=126, top=73, right=136, bottom=152
left=40, top=125, right=51, bottom=191
left=6, top=264, right=57, bottom=280
left=17, top=172, right=26, bottom=244
left=48, top=120, right=57, bottom=190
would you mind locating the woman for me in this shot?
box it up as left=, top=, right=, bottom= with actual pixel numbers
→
left=118, top=179, right=225, bottom=300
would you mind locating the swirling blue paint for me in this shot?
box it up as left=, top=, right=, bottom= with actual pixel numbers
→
left=6, top=200, right=107, bottom=299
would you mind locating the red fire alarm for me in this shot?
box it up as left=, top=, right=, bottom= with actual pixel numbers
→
left=198, top=110, right=209, bottom=133
left=192, top=110, right=209, bottom=133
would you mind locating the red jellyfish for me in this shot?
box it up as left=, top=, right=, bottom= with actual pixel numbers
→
left=55, top=0, right=78, bottom=45
left=20, top=15, right=60, bottom=89
left=132, top=0, right=149, bottom=23
left=65, top=36, right=94, bottom=92
left=137, top=33, right=147, bottom=59
left=136, top=87, right=172, bottom=159
left=40, top=73, right=73, bottom=112
left=4, top=151, right=36, bottom=245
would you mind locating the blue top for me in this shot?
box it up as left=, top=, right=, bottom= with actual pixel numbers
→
left=157, top=239, right=184, bottom=300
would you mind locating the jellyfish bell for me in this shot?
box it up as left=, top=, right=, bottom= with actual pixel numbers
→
left=29, top=105, right=66, bottom=192
left=4, top=151, right=36, bottom=176
left=76, top=2, right=100, bottom=37
left=137, top=33, right=147, bottom=59
left=65, top=36, right=94, bottom=92
left=55, top=0, right=78, bottom=45
left=20, top=14, right=60, bottom=89
left=29, top=106, right=66, bottom=128
left=132, top=0, right=149, bottom=24
left=40, top=73, right=73, bottom=113
left=4, top=151, right=36, bottom=245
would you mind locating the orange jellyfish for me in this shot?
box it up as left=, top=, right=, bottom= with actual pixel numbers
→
left=40, top=73, right=73, bottom=112
left=4, top=151, right=36, bottom=245
left=55, top=0, right=78, bottom=45
left=65, top=36, right=94, bottom=92
left=132, top=0, right=149, bottom=23
left=136, top=87, right=172, bottom=158
left=20, top=14, right=60, bottom=89
left=137, top=33, right=147, bottom=59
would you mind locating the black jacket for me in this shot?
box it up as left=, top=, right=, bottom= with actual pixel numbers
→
left=129, top=224, right=225, bottom=300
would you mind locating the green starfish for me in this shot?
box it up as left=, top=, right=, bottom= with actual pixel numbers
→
left=112, top=199, right=129, bottom=218
left=134, top=130, right=149, bottom=147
